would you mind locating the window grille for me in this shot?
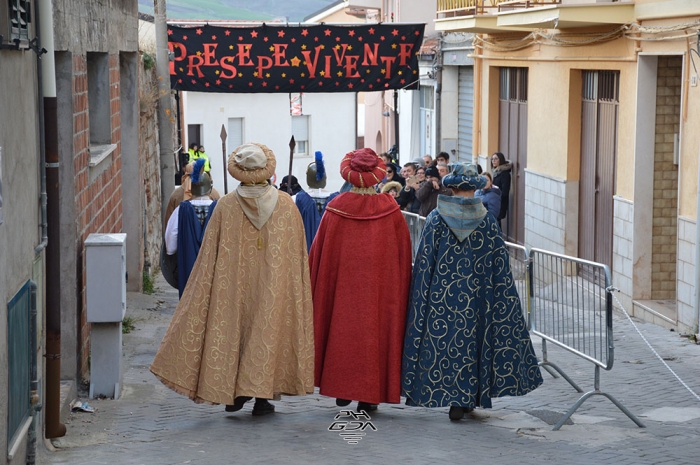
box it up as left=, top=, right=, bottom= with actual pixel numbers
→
left=8, top=0, right=31, bottom=42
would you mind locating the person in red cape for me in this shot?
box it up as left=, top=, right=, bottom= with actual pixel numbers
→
left=309, top=147, right=413, bottom=412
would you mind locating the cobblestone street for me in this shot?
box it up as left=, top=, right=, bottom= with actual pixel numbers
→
left=41, top=275, right=700, bottom=464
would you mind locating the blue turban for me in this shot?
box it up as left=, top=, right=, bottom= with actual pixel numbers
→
left=441, top=163, right=487, bottom=191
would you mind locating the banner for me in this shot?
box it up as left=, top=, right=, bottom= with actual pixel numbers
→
left=167, top=23, right=425, bottom=93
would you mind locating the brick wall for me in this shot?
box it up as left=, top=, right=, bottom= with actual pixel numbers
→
left=651, top=56, right=681, bottom=300
left=139, top=55, right=162, bottom=276
left=73, top=53, right=124, bottom=379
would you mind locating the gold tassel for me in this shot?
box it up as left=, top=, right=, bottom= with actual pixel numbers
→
left=257, top=235, right=263, bottom=250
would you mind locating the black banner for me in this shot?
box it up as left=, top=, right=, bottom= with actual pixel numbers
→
left=167, top=23, right=425, bottom=93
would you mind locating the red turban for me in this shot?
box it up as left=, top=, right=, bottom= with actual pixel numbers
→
left=340, top=148, right=387, bottom=188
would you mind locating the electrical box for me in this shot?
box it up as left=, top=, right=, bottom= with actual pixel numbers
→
left=85, top=233, right=126, bottom=323
left=85, top=232, right=126, bottom=399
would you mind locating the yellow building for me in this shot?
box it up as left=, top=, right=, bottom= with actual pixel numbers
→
left=436, top=0, right=700, bottom=332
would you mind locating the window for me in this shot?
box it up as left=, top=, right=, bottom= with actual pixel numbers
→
left=8, top=0, right=30, bottom=42
left=291, top=115, right=309, bottom=156
left=87, top=53, right=116, bottom=181
left=227, top=118, right=243, bottom=153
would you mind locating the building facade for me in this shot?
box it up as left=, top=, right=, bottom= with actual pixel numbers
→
left=436, top=0, right=700, bottom=332
left=1, top=0, right=142, bottom=462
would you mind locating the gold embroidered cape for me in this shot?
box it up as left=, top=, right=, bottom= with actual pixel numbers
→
left=151, top=192, right=315, bottom=404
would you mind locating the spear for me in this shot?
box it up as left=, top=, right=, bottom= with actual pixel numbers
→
left=288, top=136, right=296, bottom=195
left=220, top=124, right=228, bottom=194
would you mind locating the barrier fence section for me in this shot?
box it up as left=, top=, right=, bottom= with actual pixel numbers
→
left=401, top=212, right=426, bottom=262
left=528, top=248, right=644, bottom=430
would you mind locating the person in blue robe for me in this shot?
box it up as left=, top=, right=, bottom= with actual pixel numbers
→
left=402, top=162, right=543, bottom=421
left=176, top=200, right=217, bottom=297
left=164, top=159, right=217, bottom=297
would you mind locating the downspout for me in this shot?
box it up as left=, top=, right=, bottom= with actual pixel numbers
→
left=38, top=0, right=66, bottom=440
left=473, top=34, right=483, bottom=163
left=695, top=141, right=700, bottom=334
left=435, top=33, right=443, bottom=153
left=393, top=89, right=399, bottom=155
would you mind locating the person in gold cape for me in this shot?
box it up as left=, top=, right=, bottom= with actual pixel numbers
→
left=150, top=142, right=315, bottom=416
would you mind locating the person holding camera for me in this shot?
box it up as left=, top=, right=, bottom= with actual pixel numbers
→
left=416, top=164, right=451, bottom=217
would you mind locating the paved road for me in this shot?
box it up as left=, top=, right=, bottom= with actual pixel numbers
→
left=41, top=275, right=700, bottom=464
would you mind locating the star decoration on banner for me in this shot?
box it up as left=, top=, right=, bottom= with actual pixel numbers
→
left=349, top=30, right=355, bottom=37
left=324, top=29, right=332, bottom=36
left=196, top=29, right=202, bottom=35
left=392, top=29, right=399, bottom=36
left=167, top=29, right=173, bottom=35
left=224, top=30, right=231, bottom=36
left=301, top=29, right=309, bottom=36
left=212, top=35, right=217, bottom=40
left=277, top=30, right=285, bottom=38
left=251, top=30, right=258, bottom=38
left=291, top=56, right=301, bottom=67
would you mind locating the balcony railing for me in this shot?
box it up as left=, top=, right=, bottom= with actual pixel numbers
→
left=437, top=0, right=561, bottom=18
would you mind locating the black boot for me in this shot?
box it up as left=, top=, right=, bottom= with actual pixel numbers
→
left=336, top=398, right=352, bottom=407
left=449, top=406, right=465, bottom=421
left=357, top=401, right=378, bottom=413
left=225, top=396, right=252, bottom=412
left=252, top=398, right=275, bottom=416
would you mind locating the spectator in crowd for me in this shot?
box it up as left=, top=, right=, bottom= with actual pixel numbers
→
left=423, top=154, right=433, bottom=167
left=416, top=165, right=452, bottom=218
left=435, top=151, right=450, bottom=165
left=491, top=152, right=512, bottom=229
left=381, top=181, right=403, bottom=200
left=475, top=172, right=502, bottom=223
left=437, top=162, right=449, bottom=178
left=398, top=162, right=421, bottom=214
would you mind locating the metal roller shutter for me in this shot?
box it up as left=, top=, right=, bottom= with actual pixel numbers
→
left=457, top=66, right=474, bottom=162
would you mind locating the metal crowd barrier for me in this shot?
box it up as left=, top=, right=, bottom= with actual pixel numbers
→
left=400, top=212, right=644, bottom=430
left=401, top=212, right=426, bottom=262
left=528, top=248, right=644, bottom=430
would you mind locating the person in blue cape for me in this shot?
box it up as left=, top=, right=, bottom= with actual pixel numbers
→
left=402, top=162, right=543, bottom=421
left=164, top=158, right=217, bottom=297
left=280, top=151, right=333, bottom=253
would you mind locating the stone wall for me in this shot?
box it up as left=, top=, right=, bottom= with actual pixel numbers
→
left=523, top=169, right=578, bottom=256
left=612, top=196, right=634, bottom=311
left=677, top=217, right=696, bottom=333
left=651, top=55, right=681, bottom=300
left=139, top=53, right=163, bottom=277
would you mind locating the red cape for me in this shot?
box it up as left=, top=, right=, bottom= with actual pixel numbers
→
left=309, top=192, right=412, bottom=404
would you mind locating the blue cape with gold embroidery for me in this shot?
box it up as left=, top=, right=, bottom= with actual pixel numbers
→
left=402, top=205, right=543, bottom=408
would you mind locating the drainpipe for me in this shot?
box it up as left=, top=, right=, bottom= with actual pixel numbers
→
left=38, top=0, right=66, bottom=440
left=393, top=89, right=399, bottom=155
left=435, top=33, right=443, bottom=153
left=695, top=141, right=700, bottom=334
